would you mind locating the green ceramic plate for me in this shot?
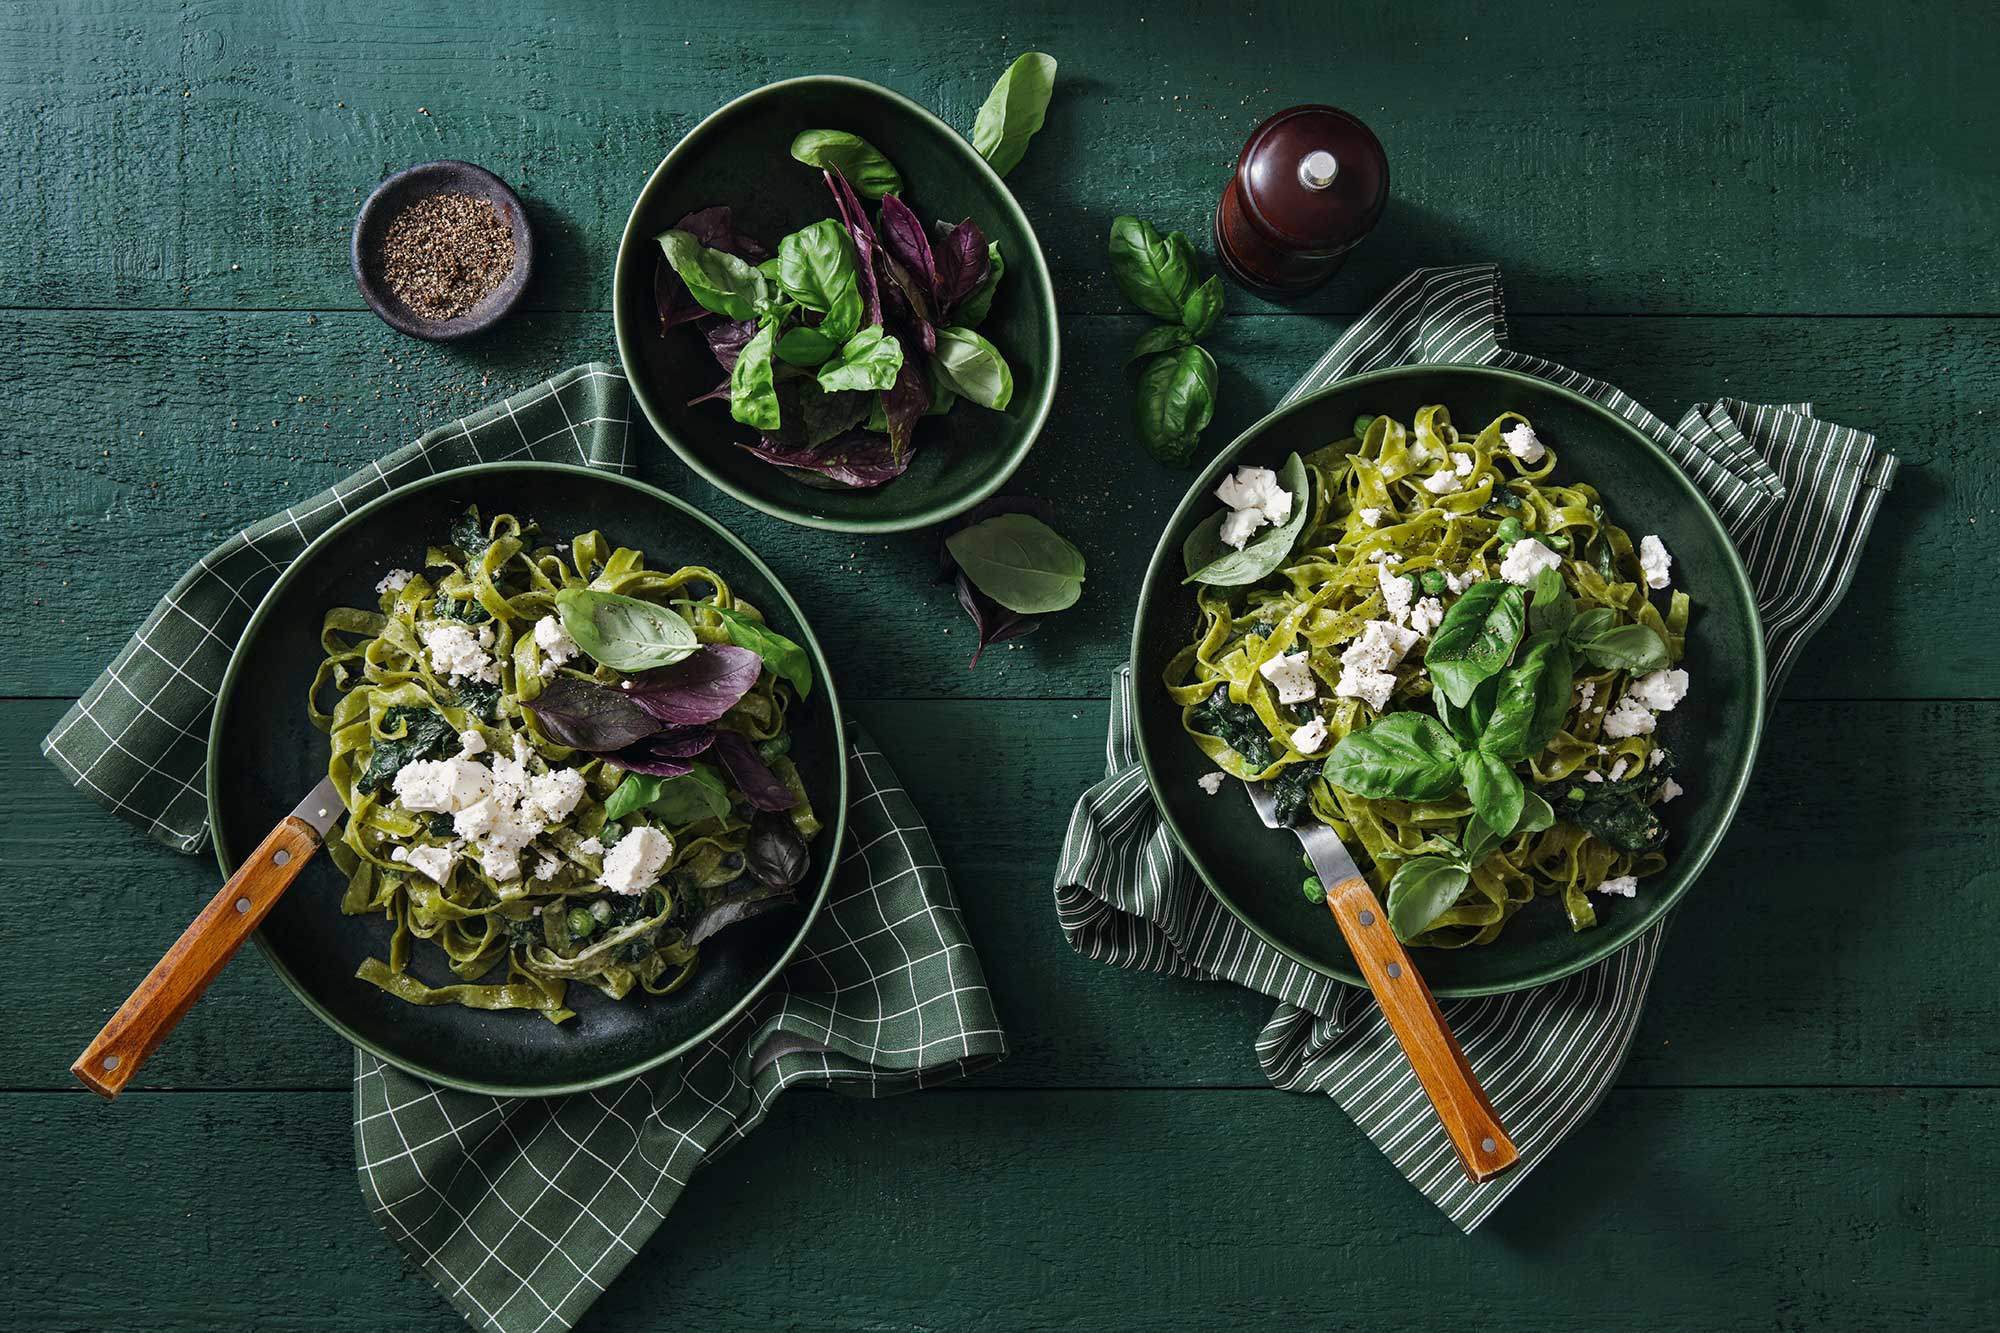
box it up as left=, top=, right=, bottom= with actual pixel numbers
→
left=613, top=75, right=1060, bottom=534
left=1131, top=366, right=1766, bottom=997
left=206, top=463, right=848, bottom=1095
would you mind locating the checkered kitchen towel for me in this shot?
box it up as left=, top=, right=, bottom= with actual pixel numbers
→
left=1055, top=264, right=1899, bottom=1231
left=44, top=362, right=1007, bottom=1332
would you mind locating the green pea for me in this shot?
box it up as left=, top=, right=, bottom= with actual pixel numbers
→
left=1353, top=414, right=1378, bottom=439
left=566, top=907, right=596, bottom=938
left=588, top=899, right=613, bottom=925
left=1496, top=517, right=1526, bottom=546
left=1544, top=532, right=1572, bottom=552
left=1302, top=875, right=1326, bottom=905
left=1420, top=569, right=1447, bottom=596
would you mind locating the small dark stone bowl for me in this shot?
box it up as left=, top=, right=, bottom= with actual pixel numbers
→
left=351, top=160, right=533, bottom=341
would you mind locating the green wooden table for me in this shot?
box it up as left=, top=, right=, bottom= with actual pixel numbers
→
left=5, top=2, right=1996, bottom=1327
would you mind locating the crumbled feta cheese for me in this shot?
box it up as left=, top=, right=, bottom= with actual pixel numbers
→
left=1627, top=668, right=1689, bottom=713
left=1503, top=423, right=1546, bottom=464
left=481, top=846, right=522, bottom=882
left=598, top=825, right=673, bottom=896
left=1369, top=549, right=1396, bottom=565
left=1196, top=771, right=1226, bottom=796
left=375, top=568, right=414, bottom=595
left=458, top=729, right=487, bottom=757
left=1597, top=875, right=1639, bottom=898
left=1452, top=451, right=1474, bottom=477
left=520, top=768, right=587, bottom=826
left=1602, top=695, right=1658, bottom=739
left=577, top=836, right=604, bottom=856
left=1638, top=534, right=1673, bottom=590
left=1214, top=465, right=1294, bottom=549
left=1356, top=507, right=1384, bottom=528
left=1378, top=564, right=1414, bottom=624
left=533, top=853, right=562, bottom=881
left=534, top=615, right=580, bottom=678
left=1420, top=469, right=1462, bottom=496
left=1584, top=771, right=1605, bottom=783
left=392, top=757, right=492, bottom=813
left=1499, top=537, right=1563, bottom=586
left=1335, top=621, right=1419, bottom=712
left=1658, top=777, right=1684, bottom=803
left=1444, top=568, right=1480, bottom=594
left=1290, top=716, right=1329, bottom=753
left=1648, top=747, right=1666, bottom=769
left=390, top=844, right=456, bottom=884
left=1609, top=756, right=1631, bottom=782
left=1577, top=682, right=1597, bottom=712
left=422, top=622, right=500, bottom=684
left=1408, top=596, right=1445, bottom=637
left=1259, top=651, right=1318, bottom=705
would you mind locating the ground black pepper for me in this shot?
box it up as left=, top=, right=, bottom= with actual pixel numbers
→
left=379, top=193, right=515, bottom=321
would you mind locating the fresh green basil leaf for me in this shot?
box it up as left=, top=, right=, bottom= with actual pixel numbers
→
left=970, top=51, right=1057, bottom=177
left=1324, top=712, right=1466, bottom=801
left=1133, top=344, right=1217, bottom=467
left=1480, top=629, right=1573, bottom=763
left=645, top=763, right=734, bottom=825
left=1461, top=750, right=1525, bottom=839
left=1124, top=323, right=1194, bottom=368
left=656, top=229, right=772, bottom=322
left=774, top=323, right=839, bottom=368
left=1424, top=581, right=1527, bottom=707
left=1435, top=674, right=1500, bottom=750
left=1181, top=274, right=1225, bottom=338
left=712, top=605, right=812, bottom=698
left=554, top=587, right=700, bottom=672
left=1181, top=452, right=1312, bottom=587
left=602, top=772, right=664, bottom=824
left=1386, top=856, right=1470, bottom=942
left=1527, top=565, right=1576, bottom=637
left=816, top=326, right=905, bottom=394
left=932, top=325, right=1015, bottom=410
left=945, top=512, right=1086, bottom=614
left=1567, top=607, right=1615, bottom=643
left=1459, top=817, right=1501, bottom=867
left=1574, top=622, right=1672, bottom=672
left=1515, top=790, right=1556, bottom=836
left=1107, top=215, right=1195, bottom=320
left=776, top=219, right=859, bottom=316
left=787, top=129, right=902, bottom=199
left=728, top=321, right=782, bottom=430
left=954, top=242, right=1004, bottom=327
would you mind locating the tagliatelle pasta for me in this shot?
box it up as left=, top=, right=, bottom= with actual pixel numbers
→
left=310, top=509, right=819, bottom=1022
left=1168, top=406, right=1692, bottom=947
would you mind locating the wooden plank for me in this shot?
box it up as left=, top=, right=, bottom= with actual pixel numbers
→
left=3, top=1085, right=1993, bottom=1330
left=4, top=310, right=1986, bottom=702
left=8, top=696, right=1994, bottom=1093
left=2, top=1, right=1996, bottom=317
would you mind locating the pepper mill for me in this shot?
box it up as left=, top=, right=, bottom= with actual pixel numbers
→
left=1214, top=104, right=1389, bottom=298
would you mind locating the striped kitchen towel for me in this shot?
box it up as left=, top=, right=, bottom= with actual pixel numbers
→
left=1053, top=263, right=1898, bottom=1230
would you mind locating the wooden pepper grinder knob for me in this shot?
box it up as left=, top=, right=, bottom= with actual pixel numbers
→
left=1214, top=104, right=1389, bottom=298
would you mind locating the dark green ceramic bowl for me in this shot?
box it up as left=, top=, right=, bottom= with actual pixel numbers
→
left=1132, top=366, right=1766, bottom=997
left=207, top=463, right=847, bottom=1095
left=613, top=75, right=1060, bottom=533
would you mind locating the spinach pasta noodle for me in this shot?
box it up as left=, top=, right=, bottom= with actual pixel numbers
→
left=310, top=508, right=820, bottom=1022
left=1168, top=406, right=1693, bottom=947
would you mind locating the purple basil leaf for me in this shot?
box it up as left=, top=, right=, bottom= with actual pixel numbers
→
left=603, top=724, right=717, bottom=775
left=684, top=879, right=796, bottom=947
left=954, top=570, right=1042, bottom=669
left=703, top=317, right=760, bottom=374
left=931, top=218, right=990, bottom=315
left=710, top=731, right=801, bottom=811
left=824, top=168, right=884, bottom=327
left=877, top=194, right=937, bottom=304
left=878, top=256, right=937, bottom=357
left=881, top=354, right=932, bottom=454
left=526, top=677, right=662, bottom=752
left=687, top=378, right=731, bottom=407
left=738, top=430, right=916, bottom=489
left=626, top=645, right=763, bottom=725
left=674, top=205, right=769, bottom=262
left=655, top=257, right=711, bottom=334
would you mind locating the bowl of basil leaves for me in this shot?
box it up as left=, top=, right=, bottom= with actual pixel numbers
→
left=614, top=73, right=1061, bottom=533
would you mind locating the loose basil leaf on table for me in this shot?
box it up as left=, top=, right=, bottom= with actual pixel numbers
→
left=1180, top=274, right=1226, bottom=339
left=970, top=51, right=1057, bottom=176
left=1424, top=580, right=1527, bottom=707
left=788, top=129, right=902, bottom=199
left=1182, top=452, right=1312, bottom=586
left=1107, top=215, right=1195, bottom=320
left=1133, top=344, right=1217, bottom=466
left=708, top=605, right=813, bottom=697
left=953, top=241, right=1004, bottom=326
left=1324, top=712, right=1465, bottom=802
left=656, top=229, right=774, bottom=323
left=944, top=512, right=1086, bottom=614
left=554, top=587, right=700, bottom=671
left=524, top=676, right=664, bottom=752
left=1385, top=856, right=1471, bottom=943
left=816, top=326, right=905, bottom=394
left=931, top=325, right=1015, bottom=410
left=1124, top=323, right=1193, bottom=368
left=728, top=322, right=782, bottom=430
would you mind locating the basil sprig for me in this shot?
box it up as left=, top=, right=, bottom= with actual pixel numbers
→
left=1109, top=215, right=1229, bottom=466
left=1423, top=580, right=1527, bottom=707
left=554, top=587, right=700, bottom=671
left=1382, top=793, right=1557, bottom=942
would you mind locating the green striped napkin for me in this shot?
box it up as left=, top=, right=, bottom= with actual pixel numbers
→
left=42, top=363, right=1006, bottom=1332
left=1055, top=264, right=1898, bottom=1230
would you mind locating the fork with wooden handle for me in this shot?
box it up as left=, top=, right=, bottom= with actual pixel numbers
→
left=1243, top=778, right=1518, bottom=1183
left=71, top=776, right=343, bottom=1099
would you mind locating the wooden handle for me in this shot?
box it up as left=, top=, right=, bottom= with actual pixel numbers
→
left=1323, top=875, right=1519, bottom=1183
left=72, top=816, right=322, bottom=1098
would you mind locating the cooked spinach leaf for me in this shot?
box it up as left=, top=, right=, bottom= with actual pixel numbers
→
left=1189, top=688, right=1274, bottom=769
left=357, top=706, right=454, bottom=794
left=1270, top=759, right=1322, bottom=826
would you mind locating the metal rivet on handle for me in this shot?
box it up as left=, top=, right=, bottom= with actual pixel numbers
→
left=235, top=897, right=251, bottom=914
left=102, top=1054, right=120, bottom=1071
left=1358, top=910, right=1375, bottom=927
left=1482, top=1137, right=1498, bottom=1153
left=273, top=849, right=291, bottom=866
left=1386, top=962, right=1402, bottom=979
